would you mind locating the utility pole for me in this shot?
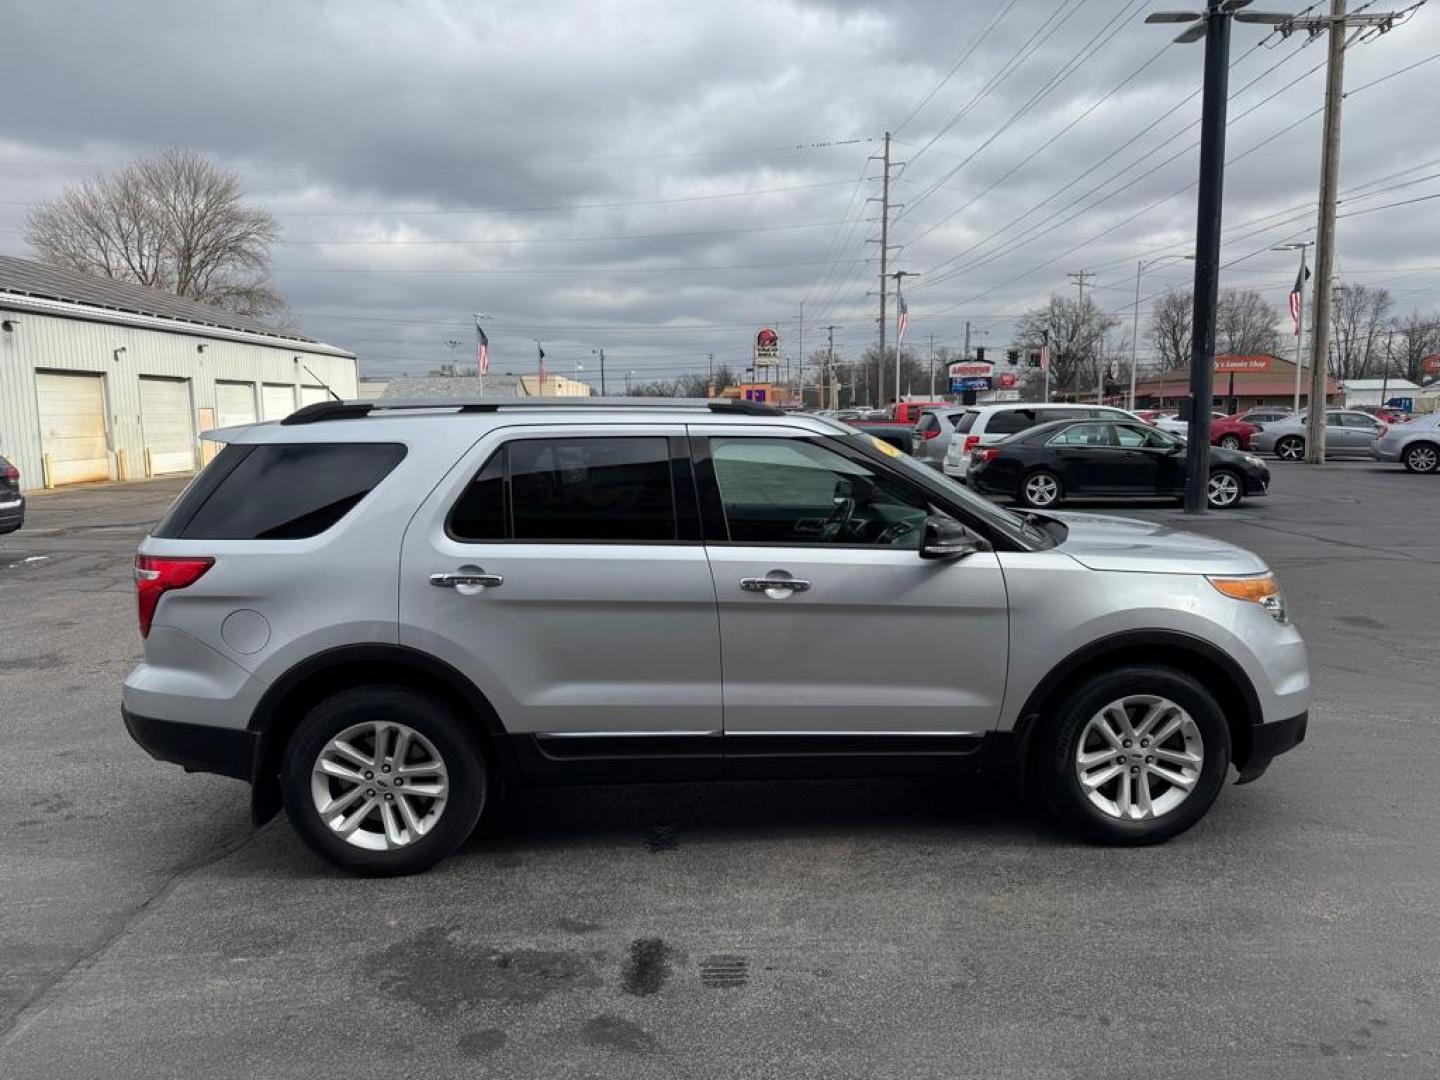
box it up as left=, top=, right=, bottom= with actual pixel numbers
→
left=866, top=132, right=902, bottom=407
left=963, top=320, right=971, bottom=360
left=824, top=325, right=840, bottom=410
left=1306, top=0, right=1348, bottom=463
left=591, top=347, right=606, bottom=395
left=797, top=302, right=804, bottom=405
left=889, top=270, right=918, bottom=406
left=1067, top=271, right=1100, bottom=403
left=928, top=334, right=936, bottom=397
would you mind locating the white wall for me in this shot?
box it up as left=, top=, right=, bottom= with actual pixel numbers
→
left=0, top=306, right=357, bottom=491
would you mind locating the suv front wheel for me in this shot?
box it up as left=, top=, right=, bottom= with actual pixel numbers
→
left=281, top=685, right=488, bottom=875
left=1039, top=667, right=1230, bottom=845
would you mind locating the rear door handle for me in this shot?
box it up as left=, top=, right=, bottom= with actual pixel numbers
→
left=740, top=575, right=811, bottom=594
left=430, top=571, right=504, bottom=588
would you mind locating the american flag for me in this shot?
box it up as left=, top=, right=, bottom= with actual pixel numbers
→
left=1288, top=252, right=1311, bottom=336
left=896, top=295, right=909, bottom=346
left=475, top=319, right=490, bottom=375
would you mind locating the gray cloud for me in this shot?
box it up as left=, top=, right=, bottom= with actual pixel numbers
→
left=2, top=0, right=1437, bottom=383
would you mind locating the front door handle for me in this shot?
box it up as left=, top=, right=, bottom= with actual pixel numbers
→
left=740, top=575, right=811, bottom=595
left=430, top=570, right=504, bottom=589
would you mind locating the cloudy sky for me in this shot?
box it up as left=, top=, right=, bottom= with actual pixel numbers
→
left=3, top=0, right=1438, bottom=387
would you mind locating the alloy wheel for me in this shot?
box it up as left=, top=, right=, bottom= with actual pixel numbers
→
left=1218, top=435, right=1241, bottom=449
left=1207, top=471, right=1240, bottom=508
left=1074, top=695, right=1204, bottom=821
left=1024, top=473, right=1059, bottom=506
left=311, top=720, right=449, bottom=850
left=1405, top=444, right=1438, bottom=473
left=1277, top=437, right=1304, bottom=462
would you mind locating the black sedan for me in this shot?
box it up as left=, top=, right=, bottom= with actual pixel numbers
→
left=0, top=454, right=24, bottom=534
left=967, top=417, right=1269, bottom=510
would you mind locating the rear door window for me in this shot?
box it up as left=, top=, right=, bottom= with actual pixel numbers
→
left=155, top=442, right=406, bottom=539
left=449, top=436, right=678, bottom=543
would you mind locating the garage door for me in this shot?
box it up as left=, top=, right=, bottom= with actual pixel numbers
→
left=261, top=383, right=295, bottom=420
left=299, top=385, right=331, bottom=408
left=139, top=377, right=196, bottom=476
left=215, top=381, right=257, bottom=428
left=35, top=372, right=110, bottom=486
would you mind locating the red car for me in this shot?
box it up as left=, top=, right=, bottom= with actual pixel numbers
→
left=1211, top=415, right=1261, bottom=450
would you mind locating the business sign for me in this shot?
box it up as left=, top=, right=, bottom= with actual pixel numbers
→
left=997, top=371, right=1019, bottom=389
left=948, top=361, right=994, bottom=379
left=991, top=389, right=1021, bottom=401
left=951, top=376, right=992, bottom=392
left=1215, top=356, right=1272, bottom=373
left=754, top=327, right=780, bottom=363
left=1422, top=354, right=1440, bottom=375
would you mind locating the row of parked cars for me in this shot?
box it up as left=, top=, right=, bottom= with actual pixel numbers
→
left=841, top=399, right=1440, bottom=511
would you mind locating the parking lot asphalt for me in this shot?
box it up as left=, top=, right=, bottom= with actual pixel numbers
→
left=1, top=463, right=1437, bottom=1079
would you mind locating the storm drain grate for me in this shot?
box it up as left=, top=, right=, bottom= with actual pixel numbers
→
left=699, top=955, right=749, bottom=989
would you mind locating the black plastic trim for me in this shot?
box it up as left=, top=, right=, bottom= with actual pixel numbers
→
left=1235, top=710, right=1307, bottom=784
left=512, top=733, right=722, bottom=784
left=123, top=708, right=258, bottom=782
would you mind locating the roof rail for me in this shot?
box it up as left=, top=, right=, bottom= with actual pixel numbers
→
left=279, top=396, right=786, bottom=426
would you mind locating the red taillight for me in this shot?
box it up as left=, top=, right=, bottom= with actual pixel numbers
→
left=134, top=555, right=213, bottom=638
left=1377, top=424, right=1389, bottom=437
left=921, top=428, right=940, bottom=440
left=979, top=447, right=1001, bottom=462
left=1, top=463, right=16, bottom=480
left=962, top=434, right=980, bottom=454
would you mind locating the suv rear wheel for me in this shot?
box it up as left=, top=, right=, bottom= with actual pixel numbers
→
left=281, top=686, right=487, bottom=876
left=1038, top=667, right=1230, bottom=845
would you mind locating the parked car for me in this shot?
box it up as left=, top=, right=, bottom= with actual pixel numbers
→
left=1234, top=408, right=1293, bottom=426
left=0, top=455, right=24, bottom=534
left=1370, top=410, right=1440, bottom=473
left=123, top=397, right=1307, bottom=874
left=1134, top=410, right=1171, bottom=425
left=942, top=402, right=1141, bottom=481
left=1155, top=411, right=1228, bottom=437
left=893, top=400, right=948, bottom=425
left=967, top=417, right=1269, bottom=510
left=913, top=407, right=971, bottom=468
left=1349, top=404, right=1409, bottom=425
left=1249, top=409, right=1387, bottom=461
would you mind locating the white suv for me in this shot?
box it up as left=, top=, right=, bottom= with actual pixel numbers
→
left=943, top=403, right=1141, bottom=481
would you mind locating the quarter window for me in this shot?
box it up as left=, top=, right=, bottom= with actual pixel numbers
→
left=985, top=409, right=1039, bottom=435
left=709, top=437, right=928, bottom=548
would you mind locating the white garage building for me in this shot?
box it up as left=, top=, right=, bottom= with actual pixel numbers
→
left=0, top=255, right=356, bottom=491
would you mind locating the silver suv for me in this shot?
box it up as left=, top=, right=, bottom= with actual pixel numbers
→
left=123, top=398, right=1309, bottom=875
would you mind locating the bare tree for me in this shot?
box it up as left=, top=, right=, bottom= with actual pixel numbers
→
left=1392, top=310, right=1440, bottom=384
left=1216, top=289, right=1281, bottom=356
left=1148, top=290, right=1192, bottom=372
left=1329, top=283, right=1393, bottom=379
left=1014, top=294, right=1119, bottom=392
left=25, top=148, right=288, bottom=325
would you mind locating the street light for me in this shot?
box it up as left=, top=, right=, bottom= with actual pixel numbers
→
left=1128, top=254, right=1194, bottom=410
left=591, top=348, right=607, bottom=396
left=1273, top=242, right=1313, bottom=411
left=1144, top=0, right=1273, bottom=513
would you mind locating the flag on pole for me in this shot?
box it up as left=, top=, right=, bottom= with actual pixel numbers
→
left=475, top=319, right=490, bottom=375
left=896, top=295, right=909, bottom=346
left=537, top=342, right=547, bottom=389
left=1288, top=252, right=1310, bottom=336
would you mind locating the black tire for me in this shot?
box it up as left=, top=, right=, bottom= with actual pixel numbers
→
left=1217, top=434, right=1242, bottom=450
left=1402, top=441, right=1439, bottom=474
left=1206, top=468, right=1244, bottom=510
left=1038, top=666, right=1231, bottom=846
left=1020, top=469, right=1063, bottom=508
left=1275, top=435, right=1305, bottom=462
left=281, top=685, right=487, bottom=876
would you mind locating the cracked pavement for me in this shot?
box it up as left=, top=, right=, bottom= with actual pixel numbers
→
left=1, top=463, right=1437, bottom=1078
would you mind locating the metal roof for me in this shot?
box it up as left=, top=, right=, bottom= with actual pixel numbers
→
left=0, top=253, right=323, bottom=345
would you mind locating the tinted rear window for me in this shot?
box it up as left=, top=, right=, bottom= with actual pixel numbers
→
left=953, top=410, right=980, bottom=434
left=154, top=442, right=405, bottom=539
left=985, top=409, right=1040, bottom=434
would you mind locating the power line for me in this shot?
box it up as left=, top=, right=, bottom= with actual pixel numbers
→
left=893, top=0, right=1023, bottom=134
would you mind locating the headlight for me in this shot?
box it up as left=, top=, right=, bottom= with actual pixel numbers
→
left=1243, top=454, right=1264, bottom=468
left=1208, top=572, right=1287, bottom=624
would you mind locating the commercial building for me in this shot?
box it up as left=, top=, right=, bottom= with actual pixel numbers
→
left=1130, top=354, right=1339, bottom=412
left=378, top=372, right=593, bottom=399
left=0, top=255, right=356, bottom=491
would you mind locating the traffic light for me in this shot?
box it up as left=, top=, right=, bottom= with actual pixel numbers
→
left=975, top=346, right=986, bottom=362
left=1006, top=349, right=1019, bottom=365
left=1027, top=350, right=1042, bottom=368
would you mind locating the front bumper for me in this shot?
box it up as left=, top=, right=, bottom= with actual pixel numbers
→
left=1370, top=443, right=1401, bottom=462
left=123, top=707, right=259, bottom=783
left=1235, top=710, right=1307, bottom=784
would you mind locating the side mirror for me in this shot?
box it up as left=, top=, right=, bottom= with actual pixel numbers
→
left=920, top=515, right=987, bottom=560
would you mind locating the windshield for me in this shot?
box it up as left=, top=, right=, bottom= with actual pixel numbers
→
left=838, top=432, right=1051, bottom=548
